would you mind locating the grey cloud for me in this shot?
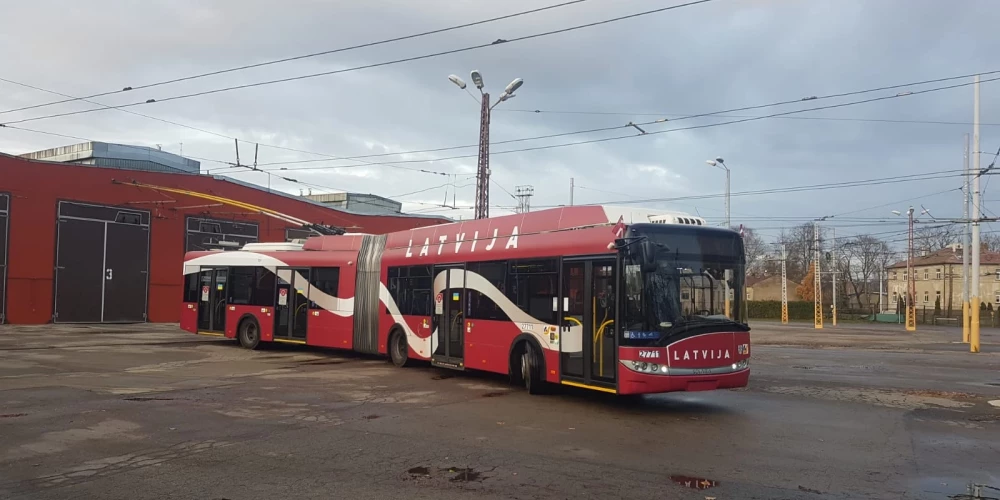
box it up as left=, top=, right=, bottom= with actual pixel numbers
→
left=1, top=0, right=999, bottom=237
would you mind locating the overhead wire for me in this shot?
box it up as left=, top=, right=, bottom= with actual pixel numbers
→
left=1, top=0, right=718, bottom=125
left=503, top=108, right=1000, bottom=127
left=534, top=169, right=965, bottom=208
left=0, top=0, right=591, bottom=115
left=0, top=77, right=457, bottom=177
left=258, top=74, right=1000, bottom=171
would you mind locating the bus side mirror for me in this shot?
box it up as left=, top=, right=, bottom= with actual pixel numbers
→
left=640, top=239, right=657, bottom=273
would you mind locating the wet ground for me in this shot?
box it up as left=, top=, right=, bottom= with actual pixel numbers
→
left=0, top=322, right=997, bottom=499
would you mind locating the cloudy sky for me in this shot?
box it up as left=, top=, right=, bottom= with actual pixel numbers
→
left=1, top=0, right=998, bottom=248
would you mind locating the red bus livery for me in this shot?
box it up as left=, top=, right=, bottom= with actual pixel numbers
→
left=181, top=205, right=750, bottom=396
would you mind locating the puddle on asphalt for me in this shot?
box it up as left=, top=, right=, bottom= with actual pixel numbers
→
left=481, top=391, right=508, bottom=398
left=123, top=397, right=174, bottom=401
left=408, top=466, right=430, bottom=476
left=432, top=374, right=455, bottom=380
left=362, top=414, right=380, bottom=420
left=406, top=466, right=487, bottom=483
left=0, top=413, right=27, bottom=418
left=448, top=468, right=482, bottom=482
left=670, top=475, right=718, bottom=489
left=968, top=414, right=1000, bottom=422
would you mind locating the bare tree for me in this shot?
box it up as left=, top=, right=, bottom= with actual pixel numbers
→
left=982, top=232, right=1000, bottom=252
left=914, top=224, right=959, bottom=253
left=776, top=223, right=815, bottom=281
left=737, top=227, right=768, bottom=277
left=839, top=235, right=896, bottom=309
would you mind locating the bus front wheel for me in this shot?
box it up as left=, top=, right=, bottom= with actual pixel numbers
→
left=520, top=342, right=546, bottom=395
left=238, top=317, right=261, bottom=350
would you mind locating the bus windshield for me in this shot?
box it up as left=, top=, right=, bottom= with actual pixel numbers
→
left=621, top=225, right=747, bottom=347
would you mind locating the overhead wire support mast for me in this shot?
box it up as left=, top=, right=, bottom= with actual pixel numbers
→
left=963, top=133, right=972, bottom=343
left=448, top=72, right=523, bottom=219
left=971, top=75, right=983, bottom=353
left=781, top=244, right=789, bottom=324
left=814, top=220, right=823, bottom=330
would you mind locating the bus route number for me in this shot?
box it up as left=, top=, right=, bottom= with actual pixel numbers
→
left=638, top=350, right=660, bottom=359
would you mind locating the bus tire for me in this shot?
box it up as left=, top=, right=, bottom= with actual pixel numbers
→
left=238, top=316, right=261, bottom=350
left=519, top=340, right=547, bottom=395
left=389, top=328, right=409, bottom=368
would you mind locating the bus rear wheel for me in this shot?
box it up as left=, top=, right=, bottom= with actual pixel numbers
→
left=520, top=342, right=546, bottom=395
left=389, top=329, right=409, bottom=367
left=238, top=317, right=261, bottom=350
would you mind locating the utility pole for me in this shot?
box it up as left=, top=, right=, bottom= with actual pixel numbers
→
left=878, top=268, right=883, bottom=314
left=569, top=177, right=575, bottom=206
left=781, top=244, right=789, bottom=324
left=906, top=207, right=916, bottom=331
left=814, top=221, right=823, bottom=329
left=971, top=75, right=982, bottom=353
left=514, top=185, right=534, bottom=214
left=831, top=227, right=837, bottom=326
left=963, top=133, right=971, bottom=343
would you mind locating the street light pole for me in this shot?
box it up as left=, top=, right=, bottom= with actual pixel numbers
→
left=705, top=158, right=731, bottom=227
left=448, top=71, right=523, bottom=220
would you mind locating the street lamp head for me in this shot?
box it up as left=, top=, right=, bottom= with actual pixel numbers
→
left=470, top=70, right=484, bottom=90
left=448, top=74, right=467, bottom=90
left=504, top=78, right=524, bottom=95
left=705, top=160, right=718, bottom=166
left=891, top=210, right=902, bottom=216
left=715, top=157, right=725, bottom=164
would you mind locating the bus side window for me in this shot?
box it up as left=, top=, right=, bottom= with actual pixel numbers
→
left=183, top=272, right=200, bottom=302
left=506, top=259, right=558, bottom=324
left=466, top=261, right=510, bottom=321
left=251, top=268, right=276, bottom=306
left=228, top=267, right=255, bottom=305
left=310, top=267, right=340, bottom=309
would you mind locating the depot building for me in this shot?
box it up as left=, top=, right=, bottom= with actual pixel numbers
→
left=0, top=142, right=449, bottom=324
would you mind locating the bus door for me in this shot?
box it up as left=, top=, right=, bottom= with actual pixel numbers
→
left=559, top=258, right=617, bottom=389
left=196, top=267, right=228, bottom=334
left=274, top=268, right=310, bottom=342
left=431, top=264, right=465, bottom=369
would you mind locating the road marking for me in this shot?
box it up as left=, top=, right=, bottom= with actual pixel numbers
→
left=989, top=400, right=1000, bottom=408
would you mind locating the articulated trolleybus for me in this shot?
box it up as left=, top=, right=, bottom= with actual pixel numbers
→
left=181, top=205, right=750, bottom=396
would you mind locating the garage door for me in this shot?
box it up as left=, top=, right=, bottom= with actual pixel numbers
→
left=0, top=193, right=7, bottom=323
left=53, top=201, right=150, bottom=323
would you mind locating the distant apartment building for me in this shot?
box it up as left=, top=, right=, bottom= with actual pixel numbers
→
left=885, top=244, right=1000, bottom=311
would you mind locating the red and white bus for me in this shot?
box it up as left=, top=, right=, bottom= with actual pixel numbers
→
left=181, top=205, right=750, bottom=396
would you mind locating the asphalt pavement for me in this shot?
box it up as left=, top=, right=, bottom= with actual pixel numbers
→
left=0, top=322, right=997, bottom=499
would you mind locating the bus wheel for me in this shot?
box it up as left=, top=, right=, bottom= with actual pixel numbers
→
left=389, top=329, right=409, bottom=368
left=521, top=342, right=546, bottom=395
left=238, top=317, right=261, bottom=350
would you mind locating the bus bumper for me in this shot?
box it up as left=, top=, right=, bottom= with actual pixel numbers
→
left=616, top=365, right=750, bottom=395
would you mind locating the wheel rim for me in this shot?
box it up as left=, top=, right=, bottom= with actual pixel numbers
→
left=244, top=323, right=257, bottom=343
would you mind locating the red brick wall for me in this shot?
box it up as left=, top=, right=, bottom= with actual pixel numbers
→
left=0, top=154, right=447, bottom=324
